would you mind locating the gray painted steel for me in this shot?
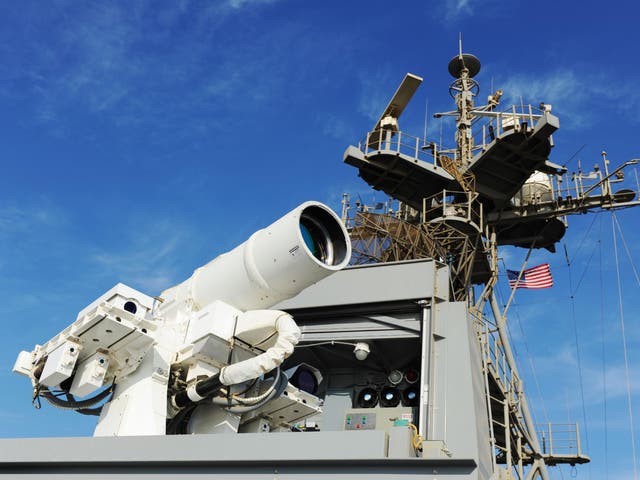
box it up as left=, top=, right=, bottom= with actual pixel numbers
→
left=1, top=259, right=491, bottom=479
left=0, top=433, right=476, bottom=479
left=276, top=259, right=449, bottom=310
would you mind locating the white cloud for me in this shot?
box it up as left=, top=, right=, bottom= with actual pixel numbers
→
left=498, top=246, right=515, bottom=265
left=444, top=0, right=473, bottom=21
left=438, top=0, right=505, bottom=23
left=226, top=0, right=281, bottom=9
left=357, top=71, right=397, bottom=124
left=0, top=202, right=67, bottom=237
left=88, top=217, right=194, bottom=294
left=0, top=1, right=290, bottom=141
left=526, top=335, right=640, bottom=410
left=320, top=114, right=356, bottom=142
left=584, top=357, right=640, bottom=401
left=0, top=202, right=70, bottom=274
left=499, top=69, right=640, bottom=129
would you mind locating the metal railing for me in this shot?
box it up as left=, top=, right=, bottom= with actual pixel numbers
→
left=537, top=423, right=584, bottom=458
left=356, top=114, right=640, bottom=213
left=508, top=158, right=640, bottom=213
left=553, top=159, right=640, bottom=203
left=352, top=127, right=640, bottom=224
left=470, top=103, right=546, bottom=152
left=358, top=130, right=439, bottom=165
left=422, top=190, right=483, bottom=228
left=355, top=104, right=546, bottom=169
left=477, top=318, right=521, bottom=406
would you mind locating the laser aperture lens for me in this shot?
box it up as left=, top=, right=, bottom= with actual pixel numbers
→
left=300, top=223, right=320, bottom=258
left=299, top=213, right=334, bottom=265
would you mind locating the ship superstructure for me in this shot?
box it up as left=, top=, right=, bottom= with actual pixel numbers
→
left=4, top=50, right=640, bottom=480
left=340, top=49, right=640, bottom=478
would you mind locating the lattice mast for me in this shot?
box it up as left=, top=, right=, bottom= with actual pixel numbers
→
left=342, top=46, right=640, bottom=478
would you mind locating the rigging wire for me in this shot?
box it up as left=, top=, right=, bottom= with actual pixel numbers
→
left=423, top=97, right=429, bottom=145
left=496, top=258, right=562, bottom=479
left=512, top=307, right=550, bottom=425
left=572, top=245, right=600, bottom=295
left=563, top=242, right=591, bottom=458
left=613, top=214, right=640, bottom=289
left=597, top=215, right=609, bottom=479
left=496, top=258, right=550, bottom=426
left=562, top=144, right=587, bottom=169
left=566, top=213, right=599, bottom=267
left=611, top=211, right=639, bottom=480
left=559, top=212, right=604, bottom=480
left=570, top=223, right=601, bottom=295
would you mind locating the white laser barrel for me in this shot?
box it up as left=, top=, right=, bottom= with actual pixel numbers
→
left=165, top=201, right=351, bottom=311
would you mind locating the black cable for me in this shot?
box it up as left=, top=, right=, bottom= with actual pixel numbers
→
left=168, top=370, right=289, bottom=433
left=221, top=373, right=288, bottom=415
left=166, top=405, right=197, bottom=435
left=172, top=373, right=223, bottom=409
left=561, top=144, right=586, bottom=169
left=74, top=407, right=103, bottom=416
left=65, top=393, right=109, bottom=416
left=39, top=384, right=113, bottom=410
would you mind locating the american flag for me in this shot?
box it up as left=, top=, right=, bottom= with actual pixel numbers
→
left=507, top=263, right=553, bottom=289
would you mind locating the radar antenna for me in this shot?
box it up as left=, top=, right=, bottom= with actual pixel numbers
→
left=340, top=44, right=640, bottom=480
left=367, top=73, right=422, bottom=149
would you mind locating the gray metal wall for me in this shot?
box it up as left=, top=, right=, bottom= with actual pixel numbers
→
left=1, top=260, right=493, bottom=479
left=0, top=433, right=477, bottom=479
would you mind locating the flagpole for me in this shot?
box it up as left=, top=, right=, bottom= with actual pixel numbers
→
left=502, top=239, right=537, bottom=319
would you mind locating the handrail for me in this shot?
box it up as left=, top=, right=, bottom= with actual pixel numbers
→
left=357, top=102, right=549, bottom=165
left=358, top=130, right=439, bottom=166
left=537, top=423, right=584, bottom=457
left=422, top=190, right=483, bottom=227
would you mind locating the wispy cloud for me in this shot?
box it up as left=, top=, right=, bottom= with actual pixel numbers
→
left=88, top=217, right=195, bottom=294
left=225, top=0, right=281, bottom=9
left=438, top=0, right=505, bottom=23
left=320, top=113, right=357, bottom=142
left=499, top=69, right=640, bottom=129
left=357, top=71, right=397, bottom=124
left=0, top=1, right=289, bottom=142
left=523, top=334, right=640, bottom=411
left=0, top=202, right=66, bottom=235
left=443, top=0, right=473, bottom=21
left=498, top=246, right=516, bottom=266
left=596, top=363, right=640, bottom=402
left=0, top=201, right=68, bottom=273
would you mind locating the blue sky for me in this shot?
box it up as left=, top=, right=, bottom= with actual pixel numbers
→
left=1, top=1, right=639, bottom=478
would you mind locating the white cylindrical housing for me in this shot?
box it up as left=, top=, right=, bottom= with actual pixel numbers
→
left=518, top=171, right=553, bottom=205
left=169, top=201, right=351, bottom=311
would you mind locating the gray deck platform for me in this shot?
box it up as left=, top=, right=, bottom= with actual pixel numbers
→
left=0, top=433, right=477, bottom=479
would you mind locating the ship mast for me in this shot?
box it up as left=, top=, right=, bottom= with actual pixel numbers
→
left=451, top=47, right=478, bottom=168
left=342, top=45, right=640, bottom=478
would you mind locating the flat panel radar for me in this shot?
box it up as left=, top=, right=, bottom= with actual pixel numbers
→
left=367, top=73, right=423, bottom=149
